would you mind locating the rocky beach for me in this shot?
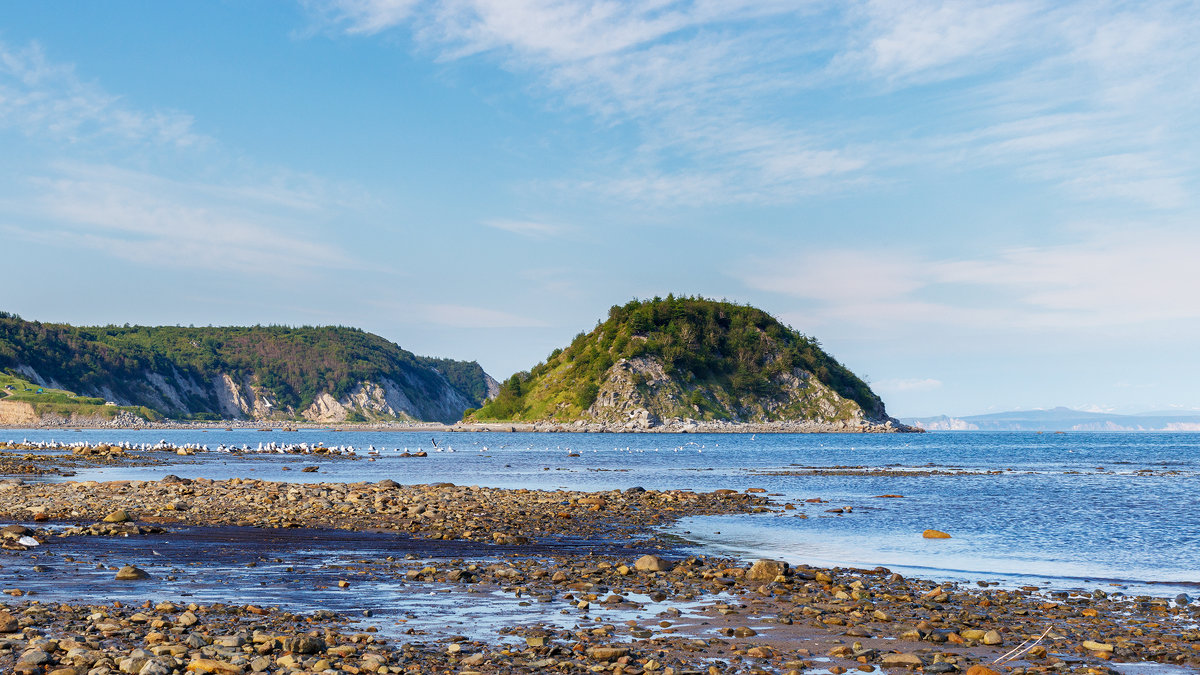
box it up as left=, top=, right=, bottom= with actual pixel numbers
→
left=0, top=440, right=1198, bottom=675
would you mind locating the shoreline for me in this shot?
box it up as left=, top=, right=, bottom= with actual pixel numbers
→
left=1, top=476, right=1196, bottom=673
left=0, top=418, right=919, bottom=434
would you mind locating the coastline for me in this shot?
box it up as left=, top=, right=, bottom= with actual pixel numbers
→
left=1, top=472, right=1195, bottom=673
left=0, top=418, right=919, bottom=434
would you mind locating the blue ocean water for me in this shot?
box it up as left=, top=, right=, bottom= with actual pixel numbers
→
left=6, top=428, right=1198, bottom=596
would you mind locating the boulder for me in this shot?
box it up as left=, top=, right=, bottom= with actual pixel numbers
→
left=286, top=635, right=325, bottom=654
left=103, top=510, right=132, bottom=523
left=634, top=554, right=672, bottom=572
left=184, top=659, right=245, bottom=674
left=881, top=653, right=924, bottom=668
left=115, top=565, right=150, bottom=580
left=17, top=649, right=50, bottom=665
left=747, top=559, right=789, bottom=581
left=587, top=647, right=629, bottom=661
left=138, top=658, right=175, bottom=675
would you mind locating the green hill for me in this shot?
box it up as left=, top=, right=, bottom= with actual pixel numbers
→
left=468, top=296, right=894, bottom=428
left=0, top=371, right=162, bottom=423
left=0, top=312, right=495, bottom=423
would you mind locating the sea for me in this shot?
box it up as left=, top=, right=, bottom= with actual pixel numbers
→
left=6, top=428, right=1199, bottom=599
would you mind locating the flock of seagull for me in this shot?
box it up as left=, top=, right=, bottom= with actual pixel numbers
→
left=5, top=438, right=716, bottom=456
left=3, top=438, right=451, bottom=456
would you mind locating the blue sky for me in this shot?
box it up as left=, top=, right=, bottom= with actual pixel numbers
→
left=2, top=1, right=1199, bottom=418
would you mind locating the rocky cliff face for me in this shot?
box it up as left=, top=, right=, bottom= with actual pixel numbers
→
left=0, top=400, right=38, bottom=426
left=0, top=317, right=496, bottom=423
left=298, top=377, right=476, bottom=423
left=587, top=355, right=878, bottom=429
left=8, top=361, right=490, bottom=424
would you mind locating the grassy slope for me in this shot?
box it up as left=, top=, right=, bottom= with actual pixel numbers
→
left=0, top=373, right=160, bottom=421
left=469, top=296, right=885, bottom=423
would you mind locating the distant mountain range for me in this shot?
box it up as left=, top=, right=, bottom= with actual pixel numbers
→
left=903, top=406, right=1200, bottom=431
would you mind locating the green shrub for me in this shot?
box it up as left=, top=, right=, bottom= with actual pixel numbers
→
left=576, top=382, right=600, bottom=410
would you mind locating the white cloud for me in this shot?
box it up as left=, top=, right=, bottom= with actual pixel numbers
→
left=740, top=249, right=924, bottom=304
left=854, top=0, right=1037, bottom=82
left=300, top=0, right=423, bottom=35
left=308, top=1, right=872, bottom=204
left=875, top=378, right=943, bottom=393
left=934, top=231, right=1200, bottom=325
left=483, top=218, right=568, bottom=238
left=908, top=2, right=1200, bottom=208
left=2, top=162, right=354, bottom=275
left=307, top=0, right=1200, bottom=210
left=0, top=41, right=204, bottom=147
left=0, top=40, right=364, bottom=279
left=739, top=226, right=1200, bottom=334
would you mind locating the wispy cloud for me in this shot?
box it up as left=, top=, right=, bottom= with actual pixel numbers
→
left=307, top=1, right=872, bottom=204
left=305, top=0, right=1200, bottom=209
left=0, top=39, right=361, bottom=278
left=483, top=218, right=569, bottom=238
left=875, top=377, right=943, bottom=393
left=738, top=226, right=1200, bottom=334
left=2, top=162, right=354, bottom=274
left=303, top=0, right=423, bottom=35
left=848, top=0, right=1039, bottom=83
left=0, top=41, right=204, bottom=147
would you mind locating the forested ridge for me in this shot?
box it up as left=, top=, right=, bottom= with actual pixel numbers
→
left=0, top=312, right=492, bottom=420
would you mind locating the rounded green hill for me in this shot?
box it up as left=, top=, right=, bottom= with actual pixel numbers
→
left=467, top=296, right=898, bottom=429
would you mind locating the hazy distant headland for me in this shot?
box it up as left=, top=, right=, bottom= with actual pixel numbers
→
left=904, top=406, right=1200, bottom=431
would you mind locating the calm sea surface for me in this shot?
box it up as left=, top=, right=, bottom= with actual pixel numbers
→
left=7, top=429, right=1199, bottom=597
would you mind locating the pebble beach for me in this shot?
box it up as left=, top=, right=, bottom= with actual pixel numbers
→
left=0, top=431, right=1197, bottom=675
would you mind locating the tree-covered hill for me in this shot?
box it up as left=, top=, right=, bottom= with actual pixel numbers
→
left=0, top=312, right=495, bottom=422
left=467, top=296, right=893, bottom=427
